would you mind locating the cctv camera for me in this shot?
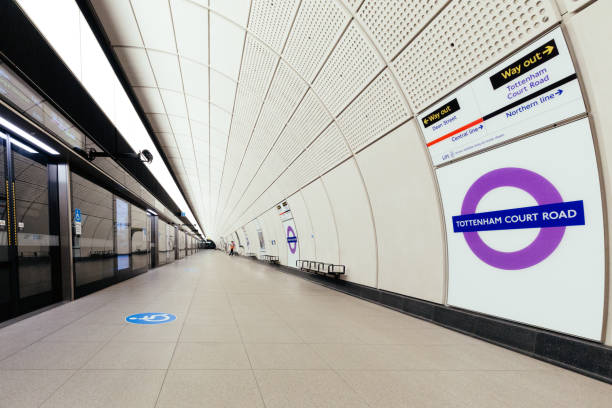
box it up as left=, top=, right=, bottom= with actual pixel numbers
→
left=139, top=149, right=153, bottom=164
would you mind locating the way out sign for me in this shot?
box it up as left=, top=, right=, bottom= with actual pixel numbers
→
left=126, top=313, right=176, bottom=325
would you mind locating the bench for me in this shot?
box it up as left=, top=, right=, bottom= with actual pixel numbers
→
left=262, top=255, right=279, bottom=263
left=296, top=260, right=345, bottom=277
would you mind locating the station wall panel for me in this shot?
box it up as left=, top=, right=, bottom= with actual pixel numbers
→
left=356, top=121, right=445, bottom=303
left=565, top=0, right=612, bottom=345
left=300, top=179, right=340, bottom=264
left=322, top=159, right=377, bottom=286
left=287, top=191, right=316, bottom=262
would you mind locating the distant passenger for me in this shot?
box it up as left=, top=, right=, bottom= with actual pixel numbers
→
left=229, top=241, right=235, bottom=256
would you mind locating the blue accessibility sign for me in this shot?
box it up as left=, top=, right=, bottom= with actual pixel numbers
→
left=74, top=208, right=81, bottom=223
left=125, top=313, right=176, bottom=325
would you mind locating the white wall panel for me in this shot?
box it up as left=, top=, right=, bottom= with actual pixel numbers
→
left=565, top=0, right=612, bottom=345
left=323, top=159, right=376, bottom=286
left=287, top=191, right=316, bottom=261
left=300, top=179, right=339, bottom=264
left=392, top=0, right=560, bottom=112
left=356, top=121, right=445, bottom=303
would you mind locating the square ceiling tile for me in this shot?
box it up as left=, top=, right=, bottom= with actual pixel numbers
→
left=168, top=115, right=190, bottom=134
left=210, top=70, right=237, bottom=111
left=114, top=47, right=156, bottom=87
left=209, top=0, right=250, bottom=27
left=170, top=0, right=208, bottom=63
left=131, top=0, right=176, bottom=52
left=132, top=86, right=165, bottom=113
left=210, top=14, right=244, bottom=81
left=91, top=0, right=143, bottom=47
left=210, top=105, right=231, bottom=135
left=180, top=58, right=209, bottom=100
left=186, top=95, right=209, bottom=123
left=146, top=113, right=172, bottom=132
left=160, top=88, right=188, bottom=117
left=148, top=50, right=183, bottom=91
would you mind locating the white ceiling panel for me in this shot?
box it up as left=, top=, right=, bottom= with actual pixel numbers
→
left=160, top=88, right=188, bottom=117
left=170, top=0, right=209, bottom=63
left=209, top=13, right=245, bottom=80
left=180, top=58, right=209, bottom=99
left=114, top=47, right=156, bottom=87
left=148, top=50, right=183, bottom=91
left=132, top=86, right=165, bottom=113
left=131, top=0, right=176, bottom=52
left=210, top=105, right=232, bottom=135
left=91, top=0, right=143, bottom=47
left=186, top=95, right=209, bottom=123
left=210, top=70, right=237, bottom=111
left=168, top=115, right=191, bottom=134
left=209, top=0, right=251, bottom=27
left=146, top=113, right=172, bottom=132
left=190, top=120, right=209, bottom=141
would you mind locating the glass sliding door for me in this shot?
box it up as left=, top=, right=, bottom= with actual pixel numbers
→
left=71, top=173, right=114, bottom=297
left=0, top=132, right=61, bottom=322
left=130, top=204, right=148, bottom=273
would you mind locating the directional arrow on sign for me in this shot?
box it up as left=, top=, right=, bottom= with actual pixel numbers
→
left=543, top=45, right=555, bottom=55
left=556, top=89, right=563, bottom=96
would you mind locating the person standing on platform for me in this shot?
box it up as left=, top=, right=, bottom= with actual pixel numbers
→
left=229, top=241, right=235, bottom=256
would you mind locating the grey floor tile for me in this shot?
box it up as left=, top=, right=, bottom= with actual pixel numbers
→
left=114, top=323, right=181, bottom=342
left=40, top=369, right=165, bottom=408
left=41, top=323, right=124, bottom=342
left=255, top=370, right=369, bottom=408
left=0, top=342, right=104, bottom=370
left=239, top=324, right=302, bottom=343
left=170, top=342, right=251, bottom=369
left=179, top=324, right=242, bottom=342
left=157, top=370, right=264, bottom=408
left=245, top=343, right=329, bottom=369
left=0, top=370, right=74, bottom=408
left=84, top=341, right=175, bottom=369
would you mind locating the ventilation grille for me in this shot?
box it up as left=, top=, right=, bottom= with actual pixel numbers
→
left=342, top=0, right=365, bottom=12
left=248, top=0, right=299, bottom=51
left=282, top=0, right=350, bottom=82
left=358, top=0, right=447, bottom=60
left=337, top=69, right=411, bottom=152
left=392, top=0, right=559, bottom=111
left=313, top=21, right=384, bottom=116
left=276, top=90, right=332, bottom=165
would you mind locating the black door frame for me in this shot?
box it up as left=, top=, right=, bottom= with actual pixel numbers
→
left=0, top=132, right=62, bottom=322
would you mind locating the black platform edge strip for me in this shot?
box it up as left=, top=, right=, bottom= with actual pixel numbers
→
left=243, top=256, right=612, bottom=384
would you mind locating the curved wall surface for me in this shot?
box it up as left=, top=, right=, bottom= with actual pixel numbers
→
left=219, top=0, right=612, bottom=346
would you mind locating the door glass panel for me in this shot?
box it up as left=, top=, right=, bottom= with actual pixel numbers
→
left=130, top=204, right=148, bottom=272
left=0, top=138, right=8, bottom=304
left=115, top=198, right=130, bottom=271
left=71, top=173, right=114, bottom=287
left=166, top=224, right=175, bottom=263
left=12, top=146, right=55, bottom=298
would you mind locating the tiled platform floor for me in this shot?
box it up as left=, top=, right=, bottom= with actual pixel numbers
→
left=0, top=251, right=610, bottom=407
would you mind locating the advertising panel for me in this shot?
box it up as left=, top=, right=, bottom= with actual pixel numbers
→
left=436, top=118, right=605, bottom=340
left=419, top=28, right=585, bottom=165
left=277, top=200, right=300, bottom=266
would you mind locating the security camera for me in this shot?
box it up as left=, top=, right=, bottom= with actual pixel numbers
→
left=139, top=149, right=153, bottom=164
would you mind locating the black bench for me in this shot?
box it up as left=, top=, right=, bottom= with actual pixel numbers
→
left=262, top=255, right=279, bottom=263
left=296, top=260, right=345, bottom=277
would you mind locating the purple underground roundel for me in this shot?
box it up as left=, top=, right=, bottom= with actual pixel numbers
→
left=460, top=167, right=565, bottom=270
left=286, top=226, right=298, bottom=254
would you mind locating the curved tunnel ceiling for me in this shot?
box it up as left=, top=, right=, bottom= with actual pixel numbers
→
left=87, top=0, right=559, bottom=237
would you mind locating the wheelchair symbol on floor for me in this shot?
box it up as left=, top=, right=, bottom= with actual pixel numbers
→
left=125, top=313, right=177, bottom=325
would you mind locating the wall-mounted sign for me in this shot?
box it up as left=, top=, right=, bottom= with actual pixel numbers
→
left=419, top=28, right=585, bottom=166
left=73, top=208, right=82, bottom=236
left=436, top=118, right=605, bottom=340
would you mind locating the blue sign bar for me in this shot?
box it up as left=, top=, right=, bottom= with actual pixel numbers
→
left=452, top=200, right=585, bottom=233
